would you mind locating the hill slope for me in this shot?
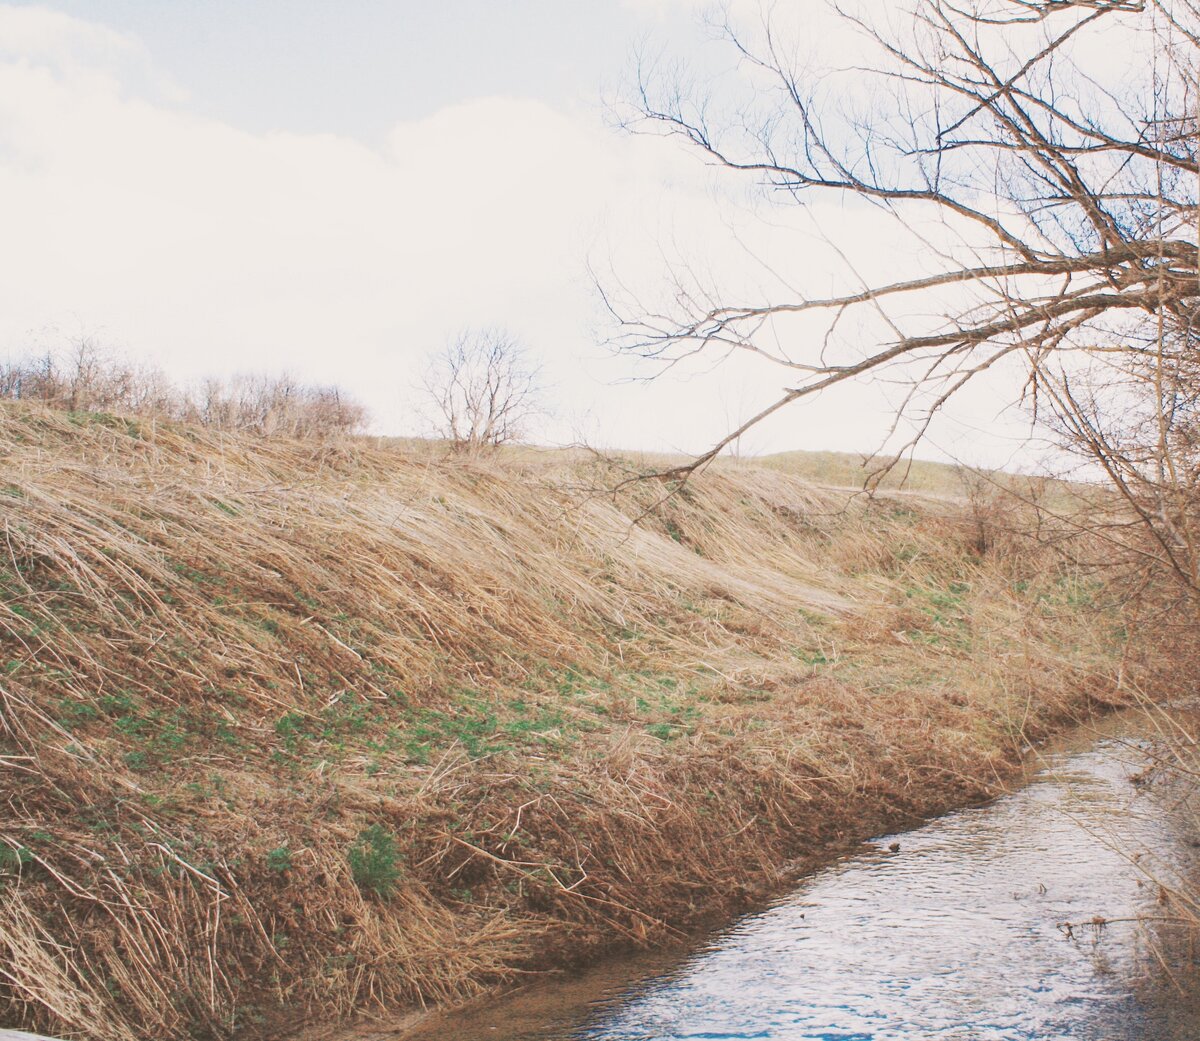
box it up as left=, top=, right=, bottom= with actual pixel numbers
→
left=0, top=405, right=1129, bottom=1040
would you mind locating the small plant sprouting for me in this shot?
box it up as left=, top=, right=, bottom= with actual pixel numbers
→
left=348, top=824, right=402, bottom=898
left=0, top=843, right=33, bottom=881
left=266, top=846, right=293, bottom=874
left=275, top=711, right=307, bottom=751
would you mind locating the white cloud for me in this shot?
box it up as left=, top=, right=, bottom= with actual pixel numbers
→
left=619, top=0, right=709, bottom=17
left=0, top=13, right=702, bottom=444
left=0, top=3, right=1041, bottom=466
left=0, top=5, right=185, bottom=102
left=0, top=5, right=133, bottom=62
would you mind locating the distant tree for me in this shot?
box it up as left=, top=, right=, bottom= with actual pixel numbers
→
left=421, top=329, right=543, bottom=451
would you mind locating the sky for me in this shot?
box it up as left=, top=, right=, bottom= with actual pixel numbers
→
left=0, top=0, right=1058, bottom=466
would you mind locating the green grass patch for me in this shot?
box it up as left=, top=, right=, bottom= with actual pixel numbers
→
left=348, top=825, right=402, bottom=898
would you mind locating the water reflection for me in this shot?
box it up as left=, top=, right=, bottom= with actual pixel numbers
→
left=407, top=723, right=1200, bottom=1041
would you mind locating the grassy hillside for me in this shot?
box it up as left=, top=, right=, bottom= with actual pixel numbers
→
left=0, top=405, right=1133, bottom=1040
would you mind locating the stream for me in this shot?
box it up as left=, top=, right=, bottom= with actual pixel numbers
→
left=401, top=712, right=1200, bottom=1041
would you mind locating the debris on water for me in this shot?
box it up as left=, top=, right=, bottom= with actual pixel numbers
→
left=888, top=841, right=901, bottom=853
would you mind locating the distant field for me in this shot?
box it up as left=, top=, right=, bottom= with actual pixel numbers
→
left=379, top=439, right=990, bottom=496
left=754, top=449, right=975, bottom=494
left=380, top=439, right=1088, bottom=515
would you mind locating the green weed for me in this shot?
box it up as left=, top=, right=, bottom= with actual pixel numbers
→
left=348, top=825, right=402, bottom=898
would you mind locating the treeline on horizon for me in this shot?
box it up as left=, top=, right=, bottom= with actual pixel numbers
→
left=0, top=339, right=365, bottom=439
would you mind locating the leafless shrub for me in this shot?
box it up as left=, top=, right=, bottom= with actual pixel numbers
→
left=0, top=340, right=366, bottom=438
left=420, top=329, right=543, bottom=452
left=191, top=374, right=366, bottom=438
left=0, top=338, right=179, bottom=417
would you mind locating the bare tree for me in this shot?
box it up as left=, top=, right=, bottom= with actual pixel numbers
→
left=421, top=329, right=543, bottom=451
left=611, top=0, right=1200, bottom=595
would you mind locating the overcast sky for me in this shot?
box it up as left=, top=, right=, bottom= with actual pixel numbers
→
left=0, top=0, right=1050, bottom=466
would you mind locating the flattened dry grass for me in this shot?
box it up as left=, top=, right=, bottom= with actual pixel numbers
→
left=0, top=403, right=1132, bottom=1039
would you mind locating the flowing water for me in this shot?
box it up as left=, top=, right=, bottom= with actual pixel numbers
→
left=401, top=713, right=1200, bottom=1041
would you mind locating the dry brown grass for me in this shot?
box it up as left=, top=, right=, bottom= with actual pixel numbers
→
left=0, top=402, right=1140, bottom=1040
